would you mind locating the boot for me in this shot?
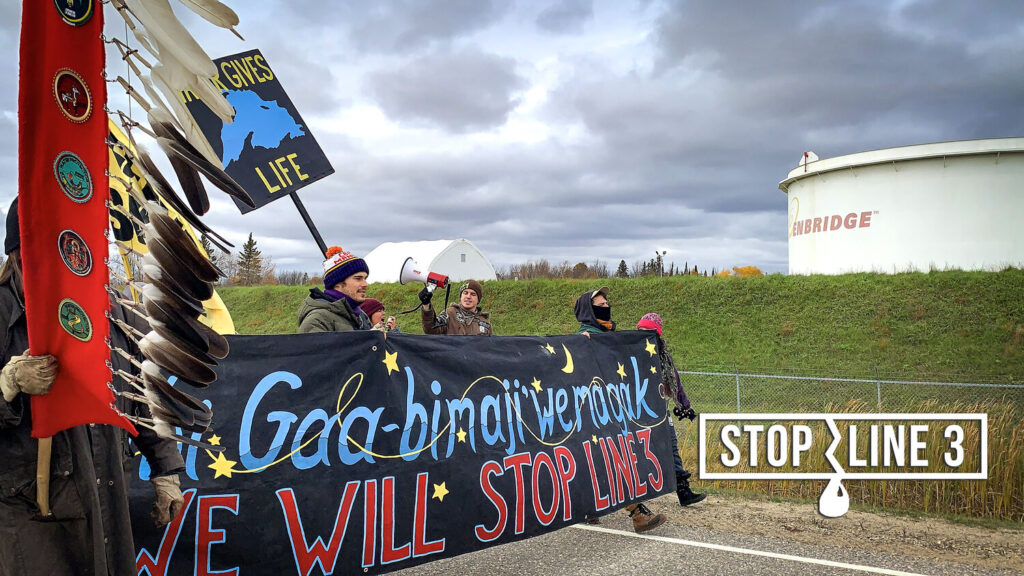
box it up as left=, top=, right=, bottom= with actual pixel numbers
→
left=677, top=478, right=706, bottom=507
left=625, top=503, right=665, bottom=533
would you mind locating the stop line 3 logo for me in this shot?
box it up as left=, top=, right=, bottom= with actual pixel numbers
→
left=698, top=414, right=988, bottom=517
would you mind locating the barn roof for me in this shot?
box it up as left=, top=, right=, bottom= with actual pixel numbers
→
left=364, top=239, right=496, bottom=283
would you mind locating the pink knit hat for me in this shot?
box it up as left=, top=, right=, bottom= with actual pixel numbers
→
left=636, top=313, right=662, bottom=336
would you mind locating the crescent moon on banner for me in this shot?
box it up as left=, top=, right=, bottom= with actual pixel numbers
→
left=561, top=344, right=575, bottom=374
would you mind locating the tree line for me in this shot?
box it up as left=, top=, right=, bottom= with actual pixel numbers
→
left=200, top=234, right=762, bottom=287
left=495, top=257, right=761, bottom=280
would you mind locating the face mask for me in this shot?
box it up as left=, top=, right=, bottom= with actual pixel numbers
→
left=593, top=305, right=611, bottom=322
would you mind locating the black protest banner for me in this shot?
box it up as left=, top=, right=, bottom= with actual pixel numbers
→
left=130, top=331, right=675, bottom=575
left=185, top=49, right=334, bottom=213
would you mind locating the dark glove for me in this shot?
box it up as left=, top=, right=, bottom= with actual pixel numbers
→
left=673, top=406, right=697, bottom=421
left=418, top=286, right=433, bottom=307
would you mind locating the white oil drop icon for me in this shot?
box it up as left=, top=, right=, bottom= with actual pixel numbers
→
left=818, top=477, right=849, bottom=517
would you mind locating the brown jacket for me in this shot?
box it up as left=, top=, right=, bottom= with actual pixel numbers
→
left=422, top=304, right=493, bottom=336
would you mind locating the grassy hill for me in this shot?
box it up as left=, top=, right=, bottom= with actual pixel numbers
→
left=217, top=269, right=1023, bottom=381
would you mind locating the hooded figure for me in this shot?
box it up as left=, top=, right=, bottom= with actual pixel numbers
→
left=574, top=287, right=665, bottom=532
left=574, top=286, right=615, bottom=334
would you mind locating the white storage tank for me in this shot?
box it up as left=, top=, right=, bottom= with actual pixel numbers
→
left=778, top=138, right=1024, bottom=274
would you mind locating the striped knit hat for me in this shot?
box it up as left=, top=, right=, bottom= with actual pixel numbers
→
left=323, top=246, right=369, bottom=288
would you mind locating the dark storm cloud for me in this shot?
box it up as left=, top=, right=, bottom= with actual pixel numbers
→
left=536, top=0, right=595, bottom=34
left=367, top=48, right=527, bottom=132
left=3, top=1, right=1020, bottom=278
left=651, top=0, right=1024, bottom=151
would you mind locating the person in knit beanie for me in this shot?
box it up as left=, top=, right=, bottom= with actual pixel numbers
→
left=636, top=312, right=706, bottom=508
left=297, top=246, right=372, bottom=333
left=420, top=279, right=492, bottom=336
left=362, top=298, right=398, bottom=332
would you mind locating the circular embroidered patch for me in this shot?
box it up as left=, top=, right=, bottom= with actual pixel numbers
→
left=58, top=230, right=92, bottom=276
left=58, top=298, right=92, bottom=342
left=52, top=68, right=92, bottom=123
left=52, top=0, right=93, bottom=26
left=53, top=151, right=93, bottom=203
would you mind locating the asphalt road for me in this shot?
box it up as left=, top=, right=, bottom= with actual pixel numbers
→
left=393, top=510, right=1019, bottom=576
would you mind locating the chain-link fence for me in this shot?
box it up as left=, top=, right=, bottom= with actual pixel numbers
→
left=676, top=369, right=1024, bottom=520
left=678, top=370, right=1024, bottom=413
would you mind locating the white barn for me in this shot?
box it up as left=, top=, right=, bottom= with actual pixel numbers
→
left=363, top=239, right=497, bottom=284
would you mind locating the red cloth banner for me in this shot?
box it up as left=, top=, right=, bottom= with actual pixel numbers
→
left=19, top=2, right=135, bottom=437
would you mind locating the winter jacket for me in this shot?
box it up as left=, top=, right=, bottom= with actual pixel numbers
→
left=574, top=291, right=615, bottom=334
left=422, top=304, right=492, bottom=336
left=297, top=287, right=370, bottom=333
left=0, top=277, right=184, bottom=576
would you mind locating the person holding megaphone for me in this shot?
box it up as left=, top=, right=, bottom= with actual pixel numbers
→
left=420, top=280, right=493, bottom=336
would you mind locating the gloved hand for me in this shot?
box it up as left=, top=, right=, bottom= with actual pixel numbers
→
left=673, top=406, right=697, bottom=422
left=0, top=351, right=58, bottom=403
left=418, top=286, right=433, bottom=307
left=151, top=475, right=184, bottom=526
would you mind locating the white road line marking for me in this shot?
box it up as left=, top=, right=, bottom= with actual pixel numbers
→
left=571, top=525, right=930, bottom=576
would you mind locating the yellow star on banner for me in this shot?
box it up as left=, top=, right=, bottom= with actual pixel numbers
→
left=432, top=482, right=449, bottom=502
left=383, top=350, right=399, bottom=375
left=530, top=377, right=542, bottom=392
left=650, top=366, right=657, bottom=374
left=208, top=434, right=222, bottom=446
left=456, top=428, right=467, bottom=443
left=591, top=435, right=598, bottom=444
left=544, top=343, right=555, bottom=354
left=616, top=362, right=627, bottom=380
left=645, top=339, right=657, bottom=357
left=209, top=453, right=236, bottom=479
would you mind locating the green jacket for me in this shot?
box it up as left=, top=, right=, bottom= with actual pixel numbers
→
left=297, top=288, right=368, bottom=333
left=577, top=323, right=605, bottom=334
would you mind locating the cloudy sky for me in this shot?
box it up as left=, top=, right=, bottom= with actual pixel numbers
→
left=1, top=1, right=1022, bottom=276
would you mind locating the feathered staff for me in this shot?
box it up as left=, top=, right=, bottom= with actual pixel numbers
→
left=104, top=0, right=250, bottom=450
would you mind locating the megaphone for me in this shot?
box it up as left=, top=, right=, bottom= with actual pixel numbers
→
left=399, top=257, right=449, bottom=292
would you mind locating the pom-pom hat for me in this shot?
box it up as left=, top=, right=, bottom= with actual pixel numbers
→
left=636, top=312, right=662, bottom=336
left=323, top=246, right=369, bottom=288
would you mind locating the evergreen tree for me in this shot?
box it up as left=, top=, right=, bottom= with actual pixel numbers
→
left=236, top=233, right=263, bottom=286
left=616, top=259, right=629, bottom=278
left=199, top=234, right=214, bottom=257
